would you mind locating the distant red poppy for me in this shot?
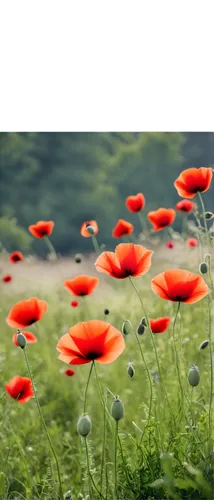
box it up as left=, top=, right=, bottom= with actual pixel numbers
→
left=125, top=193, right=145, bottom=213
left=112, top=219, right=134, bottom=238
left=6, top=297, right=48, bottom=328
left=147, top=208, right=176, bottom=231
left=28, top=221, right=54, bottom=238
left=165, top=241, right=174, bottom=249
left=151, top=269, right=208, bottom=304
left=174, top=167, right=213, bottom=199
left=71, top=300, right=79, bottom=307
left=149, top=317, right=170, bottom=334
left=64, top=275, right=99, bottom=296
left=187, top=238, right=198, bottom=248
left=2, top=274, right=12, bottom=283
left=5, top=376, right=34, bottom=403
left=64, top=369, right=75, bottom=376
left=175, top=200, right=196, bottom=213
left=9, top=251, right=24, bottom=264
left=12, top=331, right=37, bottom=347
left=95, top=243, right=152, bottom=279
left=57, top=320, right=125, bottom=365
left=80, top=220, right=99, bottom=237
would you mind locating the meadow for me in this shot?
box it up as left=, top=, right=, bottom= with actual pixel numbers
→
left=0, top=168, right=214, bottom=500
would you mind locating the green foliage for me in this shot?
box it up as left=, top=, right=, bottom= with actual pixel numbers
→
left=0, top=216, right=32, bottom=253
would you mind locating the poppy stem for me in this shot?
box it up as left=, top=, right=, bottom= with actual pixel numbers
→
left=207, top=294, right=213, bottom=448
left=23, top=349, right=63, bottom=500
left=44, top=236, right=57, bottom=261
left=83, top=362, right=94, bottom=414
left=134, top=330, right=153, bottom=444
left=197, top=192, right=211, bottom=246
left=114, top=420, right=119, bottom=500
left=171, top=303, right=184, bottom=402
left=92, top=235, right=100, bottom=255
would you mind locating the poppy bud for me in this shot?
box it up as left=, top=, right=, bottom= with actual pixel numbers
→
left=199, top=262, right=208, bottom=274
left=16, top=331, right=26, bottom=349
left=127, top=363, right=135, bottom=378
left=104, top=309, right=110, bottom=315
left=85, top=225, right=95, bottom=235
left=205, top=212, right=214, bottom=220
left=204, top=253, right=211, bottom=263
left=137, top=324, right=145, bottom=335
left=75, top=254, right=82, bottom=264
left=140, top=317, right=147, bottom=327
left=111, top=397, right=124, bottom=421
left=199, top=340, right=209, bottom=350
left=77, top=414, right=92, bottom=437
left=122, top=320, right=132, bottom=335
left=188, top=365, right=200, bottom=387
left=64, top=490, right=74, bottom=500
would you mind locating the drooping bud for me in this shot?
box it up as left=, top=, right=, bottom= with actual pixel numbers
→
left=104, top=308, right=110, bottom=315
left=85, top=225, right=95, bottom=235
left=205, top=212, right=214, bottom=220
left=140, top=317, right=147, bottom=327
left=137, top=324, right=145, bottom=335
left=75, top=254, right=82, bottom=264
left=199, top=262, right=208, bottom=274
left=127, top=363, right=135, bottom=378
left=204, top=254, right=211, bottom=264
left=188, top=365, right=200, bottom=387
left=77, top=414, right=92, bottom=437
left=199, top=340, right=209, bottom=350
left=16, top=330, right=26, bottom=349
left=122, top=320, right=132, bottom=335
left=111, top=396, right=124, bottom=421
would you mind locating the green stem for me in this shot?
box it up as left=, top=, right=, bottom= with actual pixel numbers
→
left=84, top=437, right=93, bottom=498
left=92, top=235, right=100, bottom=255
left=83, top=362, right=94, bottom=414
left=114, top=420, right=119, bottom=500
left=138, top=212, right=147, bottom=234
left=23, top=349, right=63, bottom=500
left=134, top=330, right=153, bottom=443
left=172, top=303, right=183, bottom=396
left=44, top=236, right=57, bottom=260
left=197, top=192, right=210, bottom=246
left=207, top=294, right=213, bottom=446
left=94, top=364, right=113, bottom=430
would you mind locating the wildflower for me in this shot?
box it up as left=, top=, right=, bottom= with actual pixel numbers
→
left=175, top=200, right=196, bottom=213
left=57, top=320, right=125, bottom=365
left=151, top=269, right=208, bottom=304
left=28, top=221, right=54, bottom=238
left=111, top=397, right=124, bottom=421
left=125, top=193, right=145, bottom=213
left=174, top=167, right=213, bottom=198
left=165, top=241, right=174, bottom=249
left=188, top=238, right=198, bottom=248
left=64, top=369, right=75, bottom=376
left=13, top=331, right=37, bottom=346
left=147, top=208, right=176, bottom=231
left=149, top=317, right=170, bottom=334
left=5, top=376, right=34, bottom=403
left=6, top=297, right=48, bottom=328
left=77, top=415, right=92, bottom=436
left=95, top=243, right=153, bottom=279
left=64, top=275, right=99, bottom=296
left=71, top=301, right=79, bottom=307
left=2, top=274, right=12, bottom=283
left=9, top=251, right=24, bottom=263
left=112, top=219, right=134, bottom=238
left=80, top=220, right=98, bottom=238
left=188, top=365, right=200, bottom=387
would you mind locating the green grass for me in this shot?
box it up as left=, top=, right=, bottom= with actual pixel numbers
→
left=0, top=264, right=213, bottom=500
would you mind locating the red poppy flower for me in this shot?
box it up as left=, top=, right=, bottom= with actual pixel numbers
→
left=5, top=376, right=34, bottom=403
left=71, top=300, right=79, bottom=307
left=95, top=243, right=152, bottom=279
left=28, top=221, right=54, bottom=238
left=151, top=269, right=208, bottom=304
left=64, top=275, right=99, bottom=296
left=80, top=220, right=99, bottom=237
left=174, top=167, right=213, bottom=199
left=12, top=331, right=37, bottom=347
left=125, top=193, right=145, bottom=213
left=149, top=317, right=170, bottom=334
left=175, top=200, right=196, bottom=213
left=57, top=320, right=125, bottom=365
left=165, top=241, right=174, bottom=249
left=147, top=208, right=176, bottom=231
left=2, top=274, right=12, bottom=283
left=9, top=251, right=24, bottom=264
left=112, top=219, right=134, bottom=238
left=64, top=369, right=75, bottom=376
left=187, top=238, right=198, bottom=248
left=6, top=297, right=48, bottom=328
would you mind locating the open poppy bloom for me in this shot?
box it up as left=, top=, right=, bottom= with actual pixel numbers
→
left=64, top=275, right=99, bottom=296
left=187, top=238, right=198, bottom=248
left=9, top=251, right=24, bottom=263
left=151, top=269, right=208, bottom=304
left=174, top=167, right=213, bottom=198
left=28, top=221, right=54, bottom=238
left=95, top=243, right=152, bottom=279
left=5, top=376, right=34, bottom=403
left=80, top=220, right=99, bottom=237
left=112, top=219, right=134, bottom=238
left=147, top=208, right=176, bottom=231
left=165, top=241, right=174, bottom=249
left=149, top=317, right=170, bottom=334
left=57, top=320, right=125, bottom=365
left=71, top=300, right=79, bottom=307
left=6, top=297, right=48, bottom=328
left=2, top=274, right=12, bottom=283
left=125, top=193, right=145, bottom=213
left=175, top=200, right=196, bottom=213
left=64, top=368, right=75, bottom=376
left=12, top=331, right=37, bottom=346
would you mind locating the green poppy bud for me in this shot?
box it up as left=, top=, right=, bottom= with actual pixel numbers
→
left=16, top=331, right=26, bottom=349
left=122, top=320, right=132, bottom=335
left=205, top=212, right=214, bottom=220
left=75, top=254, right=82, bottom=263
left=104, top=308, right=110, bottom=315
left=188, top=365, right=200, bottom=387
left=199, top=262, right=208, bottom=274
left=77, top=414, right=92, bottom=437
left=199, top=340, right=209, bottom=350
left=127, top=363, right=135, bottom=378
left=137, top=324, right=145, bottom=335
left=85, top=225, right=95, bottom=235
left=111, top=397, right=124, bottom=421
left=140, top=317, right=147, bottom=327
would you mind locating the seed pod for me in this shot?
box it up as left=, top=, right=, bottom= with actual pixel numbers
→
left=16, top=331, right=26, bottom=349
left=205, top=212, right=214, bottom=220
left=188, top=365, right=200, bottom=387
left=77, top=414, right=92, bottom=437
left=85, top=225, right=95, bottom=235
left=199, top=262, right=208, bottom=274
left=199, top=340, right=209, bottom=350
left=104, top=309, right=110, bottom=315
left=137, top=324, right=145, bottom=335
left=127, top=363, right=135, bottom=378
left=111, top=397, right=124, bottom=421
left=122, top=320, right=132, bottom=335
left=140, top=317, right=147, bottom=327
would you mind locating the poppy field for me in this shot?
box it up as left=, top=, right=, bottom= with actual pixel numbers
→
left=1, top=166, right=214, bottom=500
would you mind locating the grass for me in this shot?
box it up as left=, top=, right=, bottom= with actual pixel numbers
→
left=0, top=249, right=213, bottom=500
